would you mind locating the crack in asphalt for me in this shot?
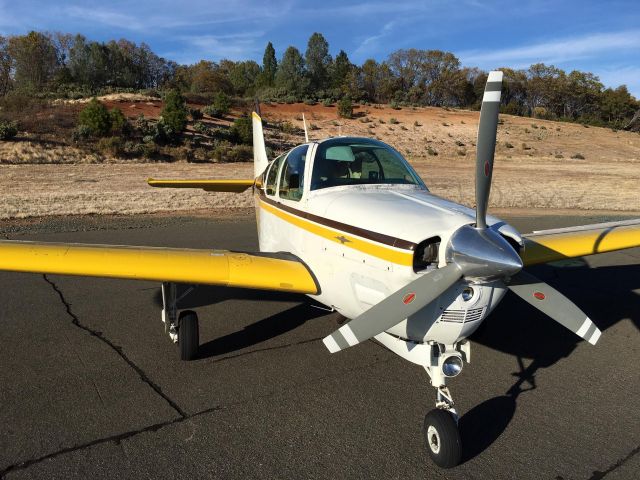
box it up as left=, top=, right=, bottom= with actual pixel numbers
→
left=41, top=274, right=187, bottom=419
left=0, top=356, right=393, bottom=478
left=587, top=444, right=640, bottom=480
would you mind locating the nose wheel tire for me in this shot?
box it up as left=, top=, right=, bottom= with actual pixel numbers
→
left=178, top=310, right=199, bottom=361
left=423, top=408, right=462, bottom=468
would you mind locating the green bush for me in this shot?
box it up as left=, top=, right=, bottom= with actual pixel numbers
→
left=389, top=117, right=399, bottom=124
left=211, top=142, right=253, bottom=163
left=189, top=108, right=203, bottom=121
left=78, top=98, right=112, bottom=136
left=193, top=121, right=211, bottom=136
left=160, top=90, right=188, bottom=138
left=71, top=124, right=91, bottom=142
left=109, top=108, right=129, bottom=135
left=337, top=97, right=353, bottom=119
left=213, top=92, right=231, bottom=115
left=231, top=116, right=252, bottom=145
left=322, top=98, right=333, bottom=107
left=0, top=120, right=18, bottom=140
left=389, top=100, right=401, bottom=110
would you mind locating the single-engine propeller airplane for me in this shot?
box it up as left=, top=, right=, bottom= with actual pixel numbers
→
left=1, top=71, right=639, bottom=468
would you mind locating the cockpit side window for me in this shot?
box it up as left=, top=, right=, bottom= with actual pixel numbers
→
left=265, top=154, right=285, bottom=196
left=279, top=144, right=308, bottom=201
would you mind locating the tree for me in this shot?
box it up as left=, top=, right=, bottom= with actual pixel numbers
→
left=78, top=98, right=112, bottom=136
left=330, top=50, right=351, bottom=90
left=260, top=42, right=277, bottom=87
left=275, top=46, right=308, bottom=96
left=160, top=90, right=188, bottom=136
left=0, top=36, right=12, bottom=96
left=7, top=31, right=58, bottom=91
left=305, top=32, right=331, bottom=91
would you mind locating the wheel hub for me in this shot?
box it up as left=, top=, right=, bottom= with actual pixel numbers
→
left=427, top=425, right=440, bottom=454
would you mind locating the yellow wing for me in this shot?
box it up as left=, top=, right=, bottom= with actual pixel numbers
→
left=521, top=219, right=640, bottom=266
left=0, top=240, right=318, bottom=294
left=147, top=178, right=254, bottom=192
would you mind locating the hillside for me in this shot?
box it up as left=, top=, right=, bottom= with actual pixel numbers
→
left=0, top=98, right=639, bottom=219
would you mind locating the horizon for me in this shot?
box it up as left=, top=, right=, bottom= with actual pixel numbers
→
left=1, top=1, right=639, bottom=97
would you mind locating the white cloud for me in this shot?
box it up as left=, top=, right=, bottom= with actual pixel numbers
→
left=170, top=32, right=265, bottom=64
left=459, top=30, right=640, bottom=68
left=64, top=6, right=144, bottom=31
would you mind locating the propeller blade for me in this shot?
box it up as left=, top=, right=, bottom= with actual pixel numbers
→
left=322, top=264, right=462, bottom=353
left=508, top=270, right=601, bottom=345
left=475, top=70, right=503, bottom=229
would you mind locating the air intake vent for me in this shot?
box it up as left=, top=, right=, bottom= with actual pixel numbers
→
left=440, top=307, right=485, bottom=323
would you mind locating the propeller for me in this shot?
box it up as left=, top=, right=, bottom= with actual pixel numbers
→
left=322, top=70, right=601, bottom=353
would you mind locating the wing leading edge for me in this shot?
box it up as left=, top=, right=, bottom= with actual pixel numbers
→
left=147, top=178, right=254, bottom=192
left=521, top=219, right=640, bottom=266
left=0, top=240, right=318, bottom=294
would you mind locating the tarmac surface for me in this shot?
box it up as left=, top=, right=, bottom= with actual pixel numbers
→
left=0, top=213, right=639, bottom=480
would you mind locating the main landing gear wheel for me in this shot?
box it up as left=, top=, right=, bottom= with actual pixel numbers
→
left=423, top=408, right=462, bottom=468
left=178, top=310, right=199, bottom=361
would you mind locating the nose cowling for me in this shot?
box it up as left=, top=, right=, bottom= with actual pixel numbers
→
left=446, top=225, right=523, bottom=279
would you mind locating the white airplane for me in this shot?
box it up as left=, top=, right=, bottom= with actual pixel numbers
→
left=1, top=71, right=639, bottom=468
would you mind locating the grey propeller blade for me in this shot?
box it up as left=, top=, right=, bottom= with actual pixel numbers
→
left=508, top=270, right=601, bottom=345
left=475, top=70, right=503, bottom=229
left=322, top=264, right=462, bottom=353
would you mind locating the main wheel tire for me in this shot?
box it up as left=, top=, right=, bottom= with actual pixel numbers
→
left=178, top=310, right=199, bottom=361
left=423, top=408, right=462, bottom=468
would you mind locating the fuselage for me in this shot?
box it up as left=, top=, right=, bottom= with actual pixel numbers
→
left=254, top=137, right=523, bottom=345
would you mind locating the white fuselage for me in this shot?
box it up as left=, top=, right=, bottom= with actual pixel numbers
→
left=254, top=141, right=522, bottom=346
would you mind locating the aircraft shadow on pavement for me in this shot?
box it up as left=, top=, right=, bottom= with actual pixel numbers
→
left=460, top=262, right=639, bottom=463
left=153, top=285, right=331, bottom=359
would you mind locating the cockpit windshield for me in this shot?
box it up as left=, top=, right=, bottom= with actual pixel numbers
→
left=310, top=138, right=424, bottom=191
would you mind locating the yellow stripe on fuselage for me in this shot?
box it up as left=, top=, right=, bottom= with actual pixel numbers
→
left=259, top=199, right=414, bottom=266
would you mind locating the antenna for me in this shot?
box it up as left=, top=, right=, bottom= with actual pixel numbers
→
left=302, top=113, right=309, bottom=142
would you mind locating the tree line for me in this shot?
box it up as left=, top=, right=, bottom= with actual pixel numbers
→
left=0, top=30, right=638, bottom=128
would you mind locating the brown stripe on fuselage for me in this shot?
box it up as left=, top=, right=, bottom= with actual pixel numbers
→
left=258, top=192, right=417, bottom=251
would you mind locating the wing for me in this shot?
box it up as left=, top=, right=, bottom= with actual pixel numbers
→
left=521, top=219, right=640, bottom=266
left=147, top=178, right=254, bottom=192
left=0, top=240, right=318, bottom=294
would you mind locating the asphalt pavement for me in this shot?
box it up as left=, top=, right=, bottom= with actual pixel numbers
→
left=0, top=213, right=638, bottom=480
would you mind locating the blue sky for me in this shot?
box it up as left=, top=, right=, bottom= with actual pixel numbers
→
left=1, top=0, right=639, bottom=97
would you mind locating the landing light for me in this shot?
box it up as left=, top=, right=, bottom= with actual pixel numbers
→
left=461, top=287, right=474, bottom=302
left=442, top=355, right=463, bottom=377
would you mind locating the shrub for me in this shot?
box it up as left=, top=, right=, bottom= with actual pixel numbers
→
left=414, top=121, right=422, bottom=127
left=78, top=98, right=112, bottom=136
left=214, top=92, right=231, bottom=115
left=337, top=98, right=353, bottom=119
left=427, top=146, right=438, bottom=156
left=455, top=140, right=465, bottom=147
left=231, top=116, right=252, bottom=145
left=400, top=125, right=408, bottom=131
left=71, top=125, right=92, bottom=142
left=505, top=142, right=514, bottom=148
left=109, top=108, right=129, bottom=135
left=210, top=141, right=253, bottom=163
left=190, top=108, right=203, bottom=121
left=457, top=149, right=466, bottom=156
left=0, top=120, right=18, bottom=140
left=193, top=121, right=211, bottom=135
left=160, top=90, right=188, bottom=137
left=389, top=117, right=399, bottom=124
left=389, top=100, right=401, bottom=110
left=322, top=98, right=333, bottom=107
left=522, top=143, right=532, bottom=150
left=571, top=153, right=585, bottom=159
left=555, top=154, right=564, bottom=159
left=96, top=136, right=124, bottom=156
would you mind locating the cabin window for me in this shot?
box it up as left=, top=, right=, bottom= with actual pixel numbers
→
left=310, top=138, right=424, bottom=190
left=265, top=154, right=285, bottom=196
left=279, top=144, right=308, bottom=201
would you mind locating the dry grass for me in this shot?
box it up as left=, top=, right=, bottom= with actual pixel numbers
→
left=0, top=102, right=639, bottom=219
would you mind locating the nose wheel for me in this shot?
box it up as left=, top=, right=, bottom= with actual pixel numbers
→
left=423, top=408, right=461, bottom=468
